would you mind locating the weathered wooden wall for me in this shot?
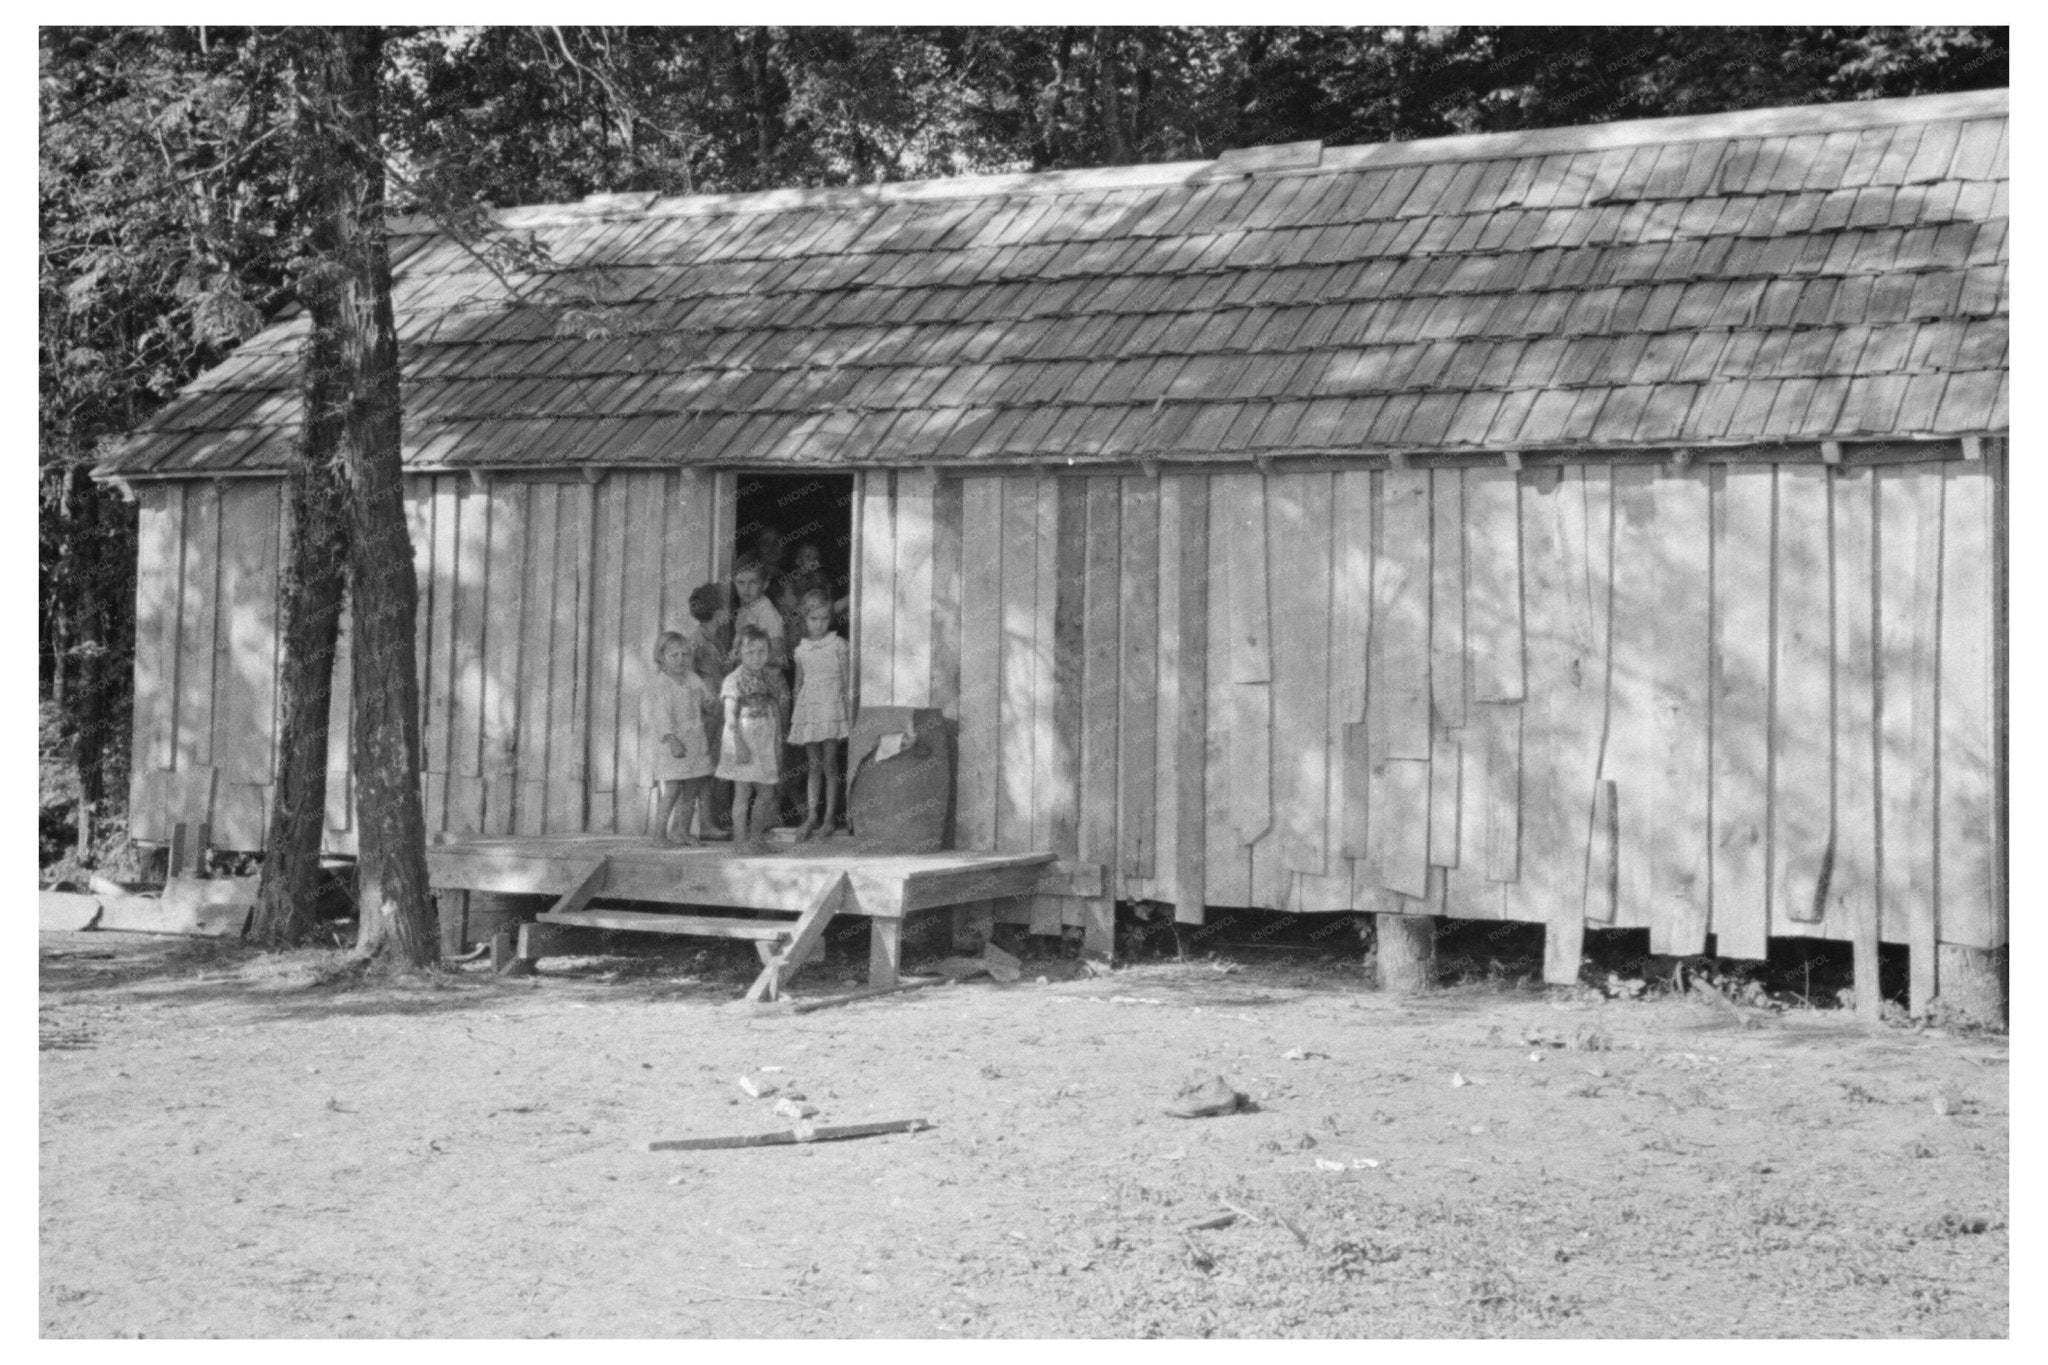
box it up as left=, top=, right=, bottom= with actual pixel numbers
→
left=127, top=478, right=283, bottom=854
left=860, top=450, right=2006, bottom=956
left=128, top=469, right=734, bottom=857
left=125, top=449, right=2004, bottom=959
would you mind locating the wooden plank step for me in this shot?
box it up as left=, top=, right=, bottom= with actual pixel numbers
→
left=536, top=909, right=796, bottom=941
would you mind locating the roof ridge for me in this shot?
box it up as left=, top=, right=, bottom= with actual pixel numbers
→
left=387, top=86, right=2006, bottom=236
left=1320, top=86, right=2007, bottom=173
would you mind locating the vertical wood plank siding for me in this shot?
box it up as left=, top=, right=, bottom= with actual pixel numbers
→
left=448, top=482, right=493, bottom=832
left=1771, top=466, right=1833, bottom=930
left=1116, top=480, right=1160, bottom=882
left=211, top=480, right=281, bottom=850
left=1877, top=466, right=1943, bottom=993
left=892, top=468, right=936, bottom=708
left=174, top=482, right=220, bottom=779
left=955, top=477, right=1003, bottom=851
left=512, top=483, right=558, bottom=836
left=872, top=456, right=2003, bottom=957
left=1710, top=465, right=1772, bottom=958
left=420, top=475, right=459, bottom=829
left=128, top=482, right=182, bottom=839
left=1171, top=474, right=1210, bottom=924
left=1937, top=462, right=1998, bottom=949
left=546, top=483, right=590, bottom=832
left=128, top=455, right=2004, bottom=964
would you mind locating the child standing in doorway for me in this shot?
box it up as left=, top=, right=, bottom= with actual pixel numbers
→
left=787, top=591, right=850, bottom=839
left=727, top=559, right=786, bottom=670
left=777, top=542, right=845, bottom=634
left=717, top=624, right=789, bottom=853
left=646, top=631, right=717, bottom=845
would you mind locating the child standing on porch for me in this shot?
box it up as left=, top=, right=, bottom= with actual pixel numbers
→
left=716, top=624, right=789, bottom=853
left=787, top=591, right=850, bottom=840
left=645, top=631, right=717, bottom=845
left=682, top=581, right=736, bottom=841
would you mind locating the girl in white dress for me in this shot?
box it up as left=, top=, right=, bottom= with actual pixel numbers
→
left=787, top=593, right=850, bottom=839
left=645, top=632, right=716, bottom=845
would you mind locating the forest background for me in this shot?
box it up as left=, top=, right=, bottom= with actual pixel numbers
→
left=37, top=24, right=2009, bottom=884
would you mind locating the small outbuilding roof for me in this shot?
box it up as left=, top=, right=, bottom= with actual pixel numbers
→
left=99, top=87, right=2007, bottom=479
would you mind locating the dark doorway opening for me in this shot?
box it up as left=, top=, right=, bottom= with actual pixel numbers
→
left=732, top=472, right=855, bottom=608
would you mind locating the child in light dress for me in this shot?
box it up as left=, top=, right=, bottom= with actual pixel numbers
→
left=716, top=624, right=789, bottom=853
left=683, top=582, right=734, bottom=840
left=645, top=631, right=717, bottom=845
left=787, top=591, right=850, bottom=839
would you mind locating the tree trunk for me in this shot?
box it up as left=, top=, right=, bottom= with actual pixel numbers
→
left=251, top=301, right=349, bottom=943
left=1044, top=29, right=1076, bottom=167
left=66, top=467, right=113, bottom=839
left=1375, top=912, right=1437, bottom=994
left=254, top=35, right=357, bottom=946
left=304, top=26, right=436, bottom=969
left=1096, top=29, right=1129, bottom=164
left=750, top=28, right=775, bottom=181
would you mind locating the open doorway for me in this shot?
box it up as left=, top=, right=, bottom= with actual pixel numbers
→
left=732, top=472, right=855, bottom=612
left=732, top=472, right=856, bottom=834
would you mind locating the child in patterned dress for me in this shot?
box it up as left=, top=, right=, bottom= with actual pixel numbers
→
left=716, top=625, right=789, bottom=853
left=787, top=592, right=850, bottom=839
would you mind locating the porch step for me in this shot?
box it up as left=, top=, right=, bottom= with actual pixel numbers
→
left=536, top=908, right=796, bottom=941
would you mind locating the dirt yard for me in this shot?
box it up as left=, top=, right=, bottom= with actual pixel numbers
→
left=40, top=926, right=2008, bottom=1339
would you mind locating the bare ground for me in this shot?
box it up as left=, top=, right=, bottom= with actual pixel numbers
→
left=39, top=928, right=2007, bottom=1339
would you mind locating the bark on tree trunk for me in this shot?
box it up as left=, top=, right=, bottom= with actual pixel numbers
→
left=254, top=31, right=358, bottom=947
left=304, top=26, right=436, bottom=969
left=1096, top=28, right=1129, bottom=165
left=1375, top=913, right=1437, bottom=994
left=252, top=350, right=348, bottom=943
left=750, top=29, right=775, bottom=180
left=67, top=467, right=113, bottom=845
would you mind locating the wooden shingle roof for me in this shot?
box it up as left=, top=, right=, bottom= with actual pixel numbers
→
left=98, top=87, right=2007, bottom=479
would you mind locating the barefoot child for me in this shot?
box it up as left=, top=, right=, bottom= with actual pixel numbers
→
left=683, top=583, right=734, bottom=840
left=645, top=631, right=716, bottom=844
left=787, top=591, right=850, bottom=839
left=716, top=625, right=789, bottom=852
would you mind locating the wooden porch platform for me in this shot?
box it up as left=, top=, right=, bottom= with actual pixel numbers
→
left=426, top=835, right=1088, bottom=998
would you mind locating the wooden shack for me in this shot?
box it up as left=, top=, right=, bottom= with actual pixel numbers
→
left=97, top=88, right=2007, bottom=1001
